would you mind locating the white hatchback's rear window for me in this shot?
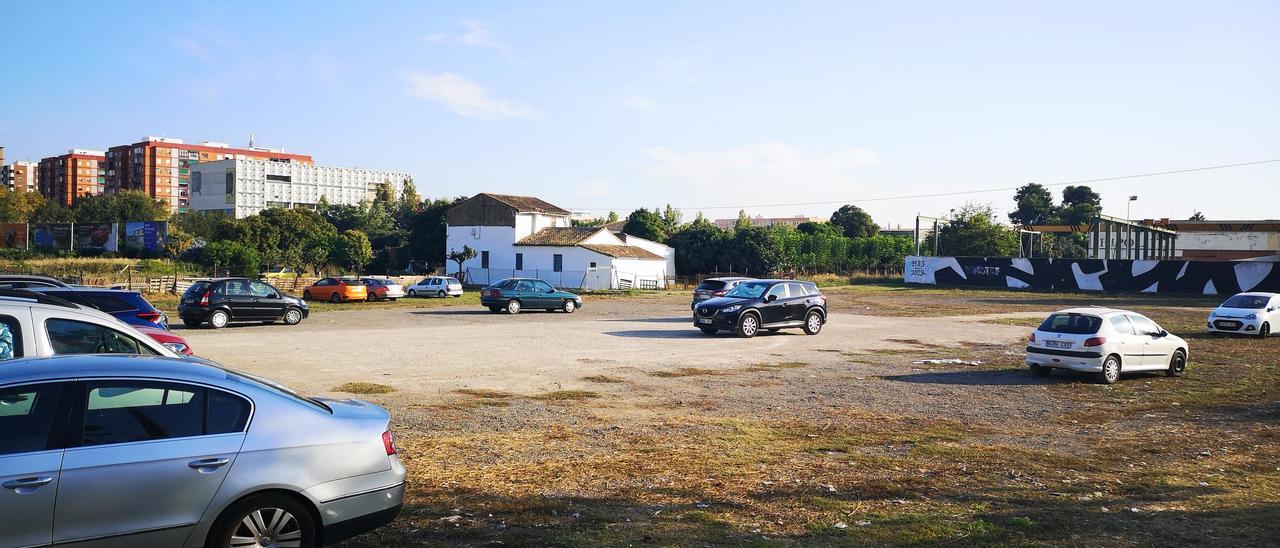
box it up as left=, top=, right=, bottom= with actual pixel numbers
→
left=1038, top=314, right=1102, bottom=335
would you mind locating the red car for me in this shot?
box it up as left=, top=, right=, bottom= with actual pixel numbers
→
left=135, top=325, right=194, bottom=355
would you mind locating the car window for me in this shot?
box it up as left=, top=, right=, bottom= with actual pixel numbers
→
left=1109, top=315, right=1136, bottom=335
left=46, top=318, right=158, bottom=356
left=0, top=383, right=67, bottom=455
left=224, top=280, right=252, bottom=296
left=1128, top=315, right=1161, bottom=335
left=766, top=284, right=788, bottom=299
left=786, top=283, right=808, bottom=297
left=1221, top=295, right=1269, bottom=309
left=697, top=280, right=727, bottom=291
left=0, top=314, right=23, bottom=360
left=184, top=282, right=211, bottom=299
left=447, top=278, right=459, bottom=285
left=533, top=281, right=554, bottom=292
left=248, top=281, right=276, bottom=298
left=81, top=381, right=204, bottom=446
left=1038, top=314, right=1102, bottom=334
left=208, top=389, right=252, bottom=435
left=84, top=295, right=136, bottom=313
left=725, top=281, right=770, bottom=299
left=802, top=282, right=820, bottom=295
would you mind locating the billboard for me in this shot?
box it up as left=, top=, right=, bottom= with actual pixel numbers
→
left=31, top=223, right=73, bottom=250
left=123, top=221, right=167, bottom=253
left=74, top=223, right=119, bottom=252
left=0, top=223, right=28, bottom=250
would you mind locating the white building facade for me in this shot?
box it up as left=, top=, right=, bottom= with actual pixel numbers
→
left=187, top=158, right=410, bottom=218
left=446, top=193, right=674, bottom=290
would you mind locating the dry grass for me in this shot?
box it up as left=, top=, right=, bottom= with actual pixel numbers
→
left=581, top=375, right=626, bottom=384
left=531, top=390, right=601, bottom=401
left=649, top=367, right=726, bottom=378
left=331, top=382, right=395, bottom=394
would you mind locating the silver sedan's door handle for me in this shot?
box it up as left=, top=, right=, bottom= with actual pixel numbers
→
left=188, top=458, right=231, bottom=471
left=3, top=477, right=53, bottom=489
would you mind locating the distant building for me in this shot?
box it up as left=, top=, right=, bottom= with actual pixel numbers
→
left=187, top=158, right=409, bottom=219
left=446, top=193, right=673, bottom=289
left=105, top=137, right=314, bottom=214
left=1152, top=219, right=1280, bottom=261
left=713, top=215, right=824, bottom=229
left=1, top=161, right=38, bottom=192
left=38, top=149, right=106, bottom=206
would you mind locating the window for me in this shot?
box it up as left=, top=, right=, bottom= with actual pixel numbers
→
left=81, top=381, right=204, bottom=446
left=786, top=283, right=808, bottom=297
left=265, top=174, right=291, bottom=182
left=516, top=280, right=534, bottom=292
left=207, top=389, right=252, bottom=435
left=1129, top=315, right=1162, bottom=336
left=248, top=281, right=276, bottom=298
left=553, top=254, right=563, bottom=272
left=533, top=280, right=554, bottom=292
left=46, top=318, right=157, bottom=355
left=1110, top=315, right=1136, bottom=335
left=766, top=284, right=788, bottom=300
left=515, top=253, right=523, bottom=271
left=589, top=262, right=597, bottom=268
left=84, top=295, right=136, bottom=313
left=0, top=314, right=22, bottom=360
left=0, top=383, right=67, bottom=455
left=481, top=251, right=490, bottom=269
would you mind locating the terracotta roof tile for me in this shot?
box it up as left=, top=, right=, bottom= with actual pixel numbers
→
left=515, top=227, right=603, bottom=246
left=481, top=193, right=571, bottom=215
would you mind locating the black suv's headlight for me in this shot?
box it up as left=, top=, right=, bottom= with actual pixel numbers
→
left=720, top=304, right=742, bottom=313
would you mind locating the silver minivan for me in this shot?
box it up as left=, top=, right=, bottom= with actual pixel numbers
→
left=0, top=354, right=404, bottom=548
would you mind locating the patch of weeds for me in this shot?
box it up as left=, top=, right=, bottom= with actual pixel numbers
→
left=331, top=382, right=395, bottom=394
left=650, top=367, right=724, bottom=378
left=454, top=388, right=515, bottom=399
left=979, top=317, right=1044, bottom=327
left=532, top=390, right=600, bottom=401
left=744, top=361, right=808, bottom=372
left=581, top=375, right=625, bottom=383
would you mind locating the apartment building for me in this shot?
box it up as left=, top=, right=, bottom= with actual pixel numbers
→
left=1, top=161, right=39, bottom=192
left=188, top=158, right=410, bottom=219
left=38, top=149, right=106, bottom=206
left=105, top=137, right=314, bottom=214
left=713, top=214, right=825, bottom=229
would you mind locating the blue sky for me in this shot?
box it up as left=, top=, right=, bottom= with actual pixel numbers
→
left=1, top=1, right=1277, bottom=226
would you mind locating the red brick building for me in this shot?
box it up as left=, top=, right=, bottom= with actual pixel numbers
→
left=38, top=149, right=106, bottom=207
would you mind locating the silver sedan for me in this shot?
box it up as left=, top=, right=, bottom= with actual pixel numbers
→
left=0, top=354, right=405, bottom=548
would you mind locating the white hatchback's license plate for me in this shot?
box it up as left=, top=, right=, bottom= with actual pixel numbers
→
left=697, top=318, right=713, bottom=324
left=1045, top=340, right=1072, bottom=349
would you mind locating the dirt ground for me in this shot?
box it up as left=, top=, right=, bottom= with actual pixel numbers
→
left=172, top=285, right=1280, bottom=547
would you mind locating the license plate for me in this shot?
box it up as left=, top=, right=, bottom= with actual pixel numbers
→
left=1217, top=321, right=1241, bottom=329
left=697, top=318, right=713, bottom=324
left=1045, top=340, right=1072, bottom=349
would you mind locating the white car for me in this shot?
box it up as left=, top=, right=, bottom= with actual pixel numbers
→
left=407, top=276, right=463, bottom=298
left=1207, top=292, right=1278, bottom=337
left=1025, top=307, right=1188, bottom=384
left=0, top=289, right=184, bottom=360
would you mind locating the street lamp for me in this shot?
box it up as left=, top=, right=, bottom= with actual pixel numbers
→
left=1127, top=195, right=1138, bottom=221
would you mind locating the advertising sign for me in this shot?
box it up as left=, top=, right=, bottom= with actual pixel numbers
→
left=123, top=221, right=167, bottom=253
left=31, top=223, right=73, bottom=250
left=0, top=223, right=28, bottom=250
left=74, top=223, right=119, bottom=252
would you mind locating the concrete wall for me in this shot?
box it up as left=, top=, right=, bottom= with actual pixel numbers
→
left=905, top=256, right=1280, bottom=294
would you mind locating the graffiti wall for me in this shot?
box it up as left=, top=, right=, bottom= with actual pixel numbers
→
left=904, top=256, right=1280, bottom=294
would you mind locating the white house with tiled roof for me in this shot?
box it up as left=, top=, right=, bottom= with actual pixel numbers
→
left=445, top=193, right=673, bottom=289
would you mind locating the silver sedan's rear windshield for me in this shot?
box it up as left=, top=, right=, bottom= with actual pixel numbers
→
left=226, top=369, right=331, bottom=413
left=1038, top=314, right=1103, bottom=335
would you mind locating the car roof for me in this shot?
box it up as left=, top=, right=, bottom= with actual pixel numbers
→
left=1051, top=307, right=1131, bottom=317
left=0, top=354, right=231, bottom=387
left=1231, top=292, right=1280, bottom=298
left=34, top=287, right=142, bottom=296
left=705, top=277, right=751, bottom=282
left=0, top=274, right=68, bottom=285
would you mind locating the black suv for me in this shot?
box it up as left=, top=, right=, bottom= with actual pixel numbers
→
left=177, top=278, right=309, bottom=328
left=693, top=279, right=827, bottom=338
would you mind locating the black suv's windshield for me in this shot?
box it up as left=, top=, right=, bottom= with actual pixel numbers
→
left=1221, top=295, right=1269, bottom=309
left=725, top=281, right=771, bottom=299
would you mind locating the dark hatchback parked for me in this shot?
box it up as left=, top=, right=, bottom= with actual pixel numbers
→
left=31, top=287, right=169, bottom=330
left=177, top=278, right=309, bottom=328
left=481, top=278, right=582, bottom=314
left=693, top=279, right=827, bottom=338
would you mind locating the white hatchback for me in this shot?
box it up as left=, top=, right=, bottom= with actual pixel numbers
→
left=1025, top=307, right=1188, bottom=384
left=407, top=276, right=464, bottom=298
left=1207, top=292, right=1279, bottom=337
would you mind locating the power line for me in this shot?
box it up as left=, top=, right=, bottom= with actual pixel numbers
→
left=569, top=158, right=1280, bottom=212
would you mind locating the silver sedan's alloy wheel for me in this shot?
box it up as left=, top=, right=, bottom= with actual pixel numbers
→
left=739, top=314, right=758, bottom=338
left=210, top=310, right=229, bottom=329
left=506, top=300, right=521, bottom=314
left=230, top=507, right=302, bottom=548
left=284, top=308, right=302, bottom=325
left=1100, top=356, right=1120, bottom=384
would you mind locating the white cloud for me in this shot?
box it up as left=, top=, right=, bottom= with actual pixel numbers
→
left=621, top=95, right=655, bottom=110
left=401, top=71, right=540, bottom=120
left=457, top=21, right=506, bottom=51
left=653, top=57, right=699, bottom=86
left=640, top=142, right=880, bottom=213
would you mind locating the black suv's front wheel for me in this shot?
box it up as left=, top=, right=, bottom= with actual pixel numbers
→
left=736, top=312, right=760, bottom=338
left=803, top=310, right=823, bottom=335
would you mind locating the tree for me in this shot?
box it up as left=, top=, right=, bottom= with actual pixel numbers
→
left=198, top=241, right=260, bottom=277
left=29, top=201, right=74, bottom=222
left=163, top=228, right=196, bottom=260
left=924, top=203, right=1020, bottom=257
left=661, top=204, right=682, bottom=233
left=796, top=221, right=845, bottom=238
left=74, top=191, right=168, bottom=222
left=830, top=204, right=879, bottom=238
left=447, top=245, right=476, bottom=279
left=1059, top=185, right=1101, bottom=226
left=1189, top=210, right=1207, bottom=221
left=727, top=225, right=782, bottom=274
left=667, top=217, right=731, bottom=274
left=622, top=208, right=668, bottom=242
left=334, top=229, right=374, bottom=273
left=1008, top=183, right=1056, bottom=226
left=0, top=189, right=45, bottom=222
left=734, top=209, right=752, bottom=230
